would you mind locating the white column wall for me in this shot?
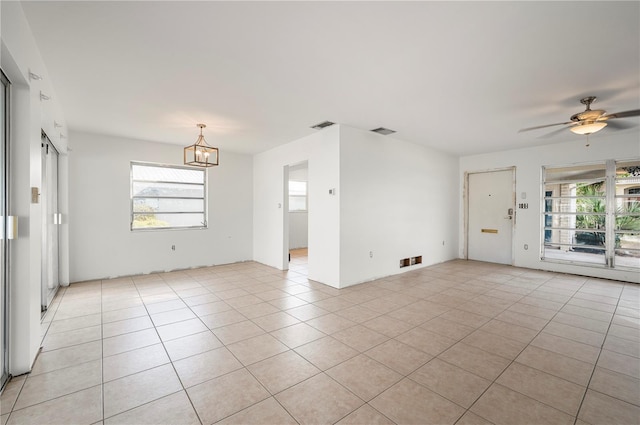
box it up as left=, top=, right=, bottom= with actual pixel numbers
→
left=459, top=131, right=640, bottom=283
left=253, top=126, right=340, bottom=286
left=68, top=131, right=253, bottom=282
left=1, top=1, right=69, bottom=374
left=339, top=125, right=459, bottom=287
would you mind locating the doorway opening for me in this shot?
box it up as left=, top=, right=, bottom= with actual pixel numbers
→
left=289, top=248, right=308, bottom=278
left=284, top=161, right=309, bottom=277
left=465, top=167, right=515, bottom=265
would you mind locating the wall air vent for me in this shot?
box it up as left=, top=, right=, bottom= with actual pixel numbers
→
left=400, top=255, right=422, bottom=268
left=371, top=127, right=396, bottom=135
left=311, top=121, right=335, bottom=130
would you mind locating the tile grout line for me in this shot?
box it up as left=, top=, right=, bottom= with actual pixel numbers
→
left=152, top=270, right=309, bottom=422
left=570, top=285, right=624, bottom=425
left=328, top=269, right=539, bottom=424
left=1, top=264, right=484, bottom=420
left=135, top=273, right=205, bottom=425
left=160, top=255, right=416, bottom=422
left=218, top=351, right=304, bottom=424
left=453, top=273, right=589, bottom=424
left=449, top=274, right=554, bottom=424
left=15, top=259, right=636, bottom=424
left=3, top=286, right=88, bottom=418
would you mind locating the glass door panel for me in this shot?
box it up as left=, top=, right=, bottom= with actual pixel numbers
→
left=542, top=163, right=607, bottom=265
left=41, top=134, right=59, bottom=311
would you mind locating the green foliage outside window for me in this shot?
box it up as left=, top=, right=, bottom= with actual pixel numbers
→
left=132, top=204, right=169, bottom=228
left=575, top=183, right=640, bottom=248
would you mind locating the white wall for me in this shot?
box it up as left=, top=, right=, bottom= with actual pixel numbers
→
left=253, top=126, right=341, bottom=286
left=460, top=131, right=640, bottom=283
left=289, top=213, right=308, bottom=249
left=68, top=131, right=253, bottom=282
left=1, top=1, right=70, bottom=374
left=339, top=126, right=459, bottom=287
left=254, top=124, right=459, bottom=289
left=289, top=165, right=308, bottom=181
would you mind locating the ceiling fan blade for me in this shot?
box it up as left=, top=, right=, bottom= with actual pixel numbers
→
left=601, top=109, right=640, bottom=120
left=538, top=126, right=570, bottom=139
left=518, top=121, right=574, bottom=133
left=606, top=120, right=637, bottom=130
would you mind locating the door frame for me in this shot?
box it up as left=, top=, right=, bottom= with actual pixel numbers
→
left=282, top=164, right=290, bottom=270
left=282, top=160, right=310, bottom=271
left=0, top=69, right=11, bottom=390
left=464, top=166, right=516, bottom=264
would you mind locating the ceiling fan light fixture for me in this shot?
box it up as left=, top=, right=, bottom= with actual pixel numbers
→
left=570, top=121, right=607, bottom=135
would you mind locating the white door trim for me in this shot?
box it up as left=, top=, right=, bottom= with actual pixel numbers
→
left=282, top=164, right=290, bottom=271
left=464, top=166, right=516, bottom=264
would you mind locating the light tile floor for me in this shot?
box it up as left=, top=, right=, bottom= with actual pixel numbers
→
left=1, top=250, right=639, bottom=424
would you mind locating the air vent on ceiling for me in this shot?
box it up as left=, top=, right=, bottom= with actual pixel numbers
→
left=371, top=127, right=396, bottom=135
left=311, top=121, right=335, bottom=130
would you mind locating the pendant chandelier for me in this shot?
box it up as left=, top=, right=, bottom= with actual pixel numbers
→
left=184, top=123, right=219, bottom=168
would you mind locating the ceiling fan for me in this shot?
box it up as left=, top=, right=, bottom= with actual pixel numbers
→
left=519, top=96, right=640, bottom=136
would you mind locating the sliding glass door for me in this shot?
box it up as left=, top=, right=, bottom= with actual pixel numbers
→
left=1, top=70, right=10, bottom=390
left=543, top=159, right=640, bottom=270
left=41, top=133, right=60, bottom=311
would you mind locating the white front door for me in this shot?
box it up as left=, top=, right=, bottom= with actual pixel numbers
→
left=468, top=169, right=514, bottom=265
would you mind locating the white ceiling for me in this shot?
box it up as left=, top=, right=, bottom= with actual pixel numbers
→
left=20, top=1, right=640, bottom=156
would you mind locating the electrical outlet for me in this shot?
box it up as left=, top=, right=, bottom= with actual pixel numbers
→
left=369, top=251, right=373, bottom=258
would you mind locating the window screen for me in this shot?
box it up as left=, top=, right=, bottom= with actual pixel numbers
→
left=131, top=162, right=206, bottom=230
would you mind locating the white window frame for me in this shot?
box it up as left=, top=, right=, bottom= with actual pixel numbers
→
left=130, top=161, right=207, bottom=231
left=542, top=158, right=640, bottom=270
left=288, top=180, right=308, bottom=212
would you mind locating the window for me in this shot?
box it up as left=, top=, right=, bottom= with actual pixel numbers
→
left=288, top=181, right=307, bottom=212
left=542, top=159, right=639, bottom=269
left=131, top=162, right=206, bottom=230
left=614, top=161, right=640, bottom=269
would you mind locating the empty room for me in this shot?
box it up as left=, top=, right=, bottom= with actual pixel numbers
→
left=0, top=1, right=638, bottom=424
